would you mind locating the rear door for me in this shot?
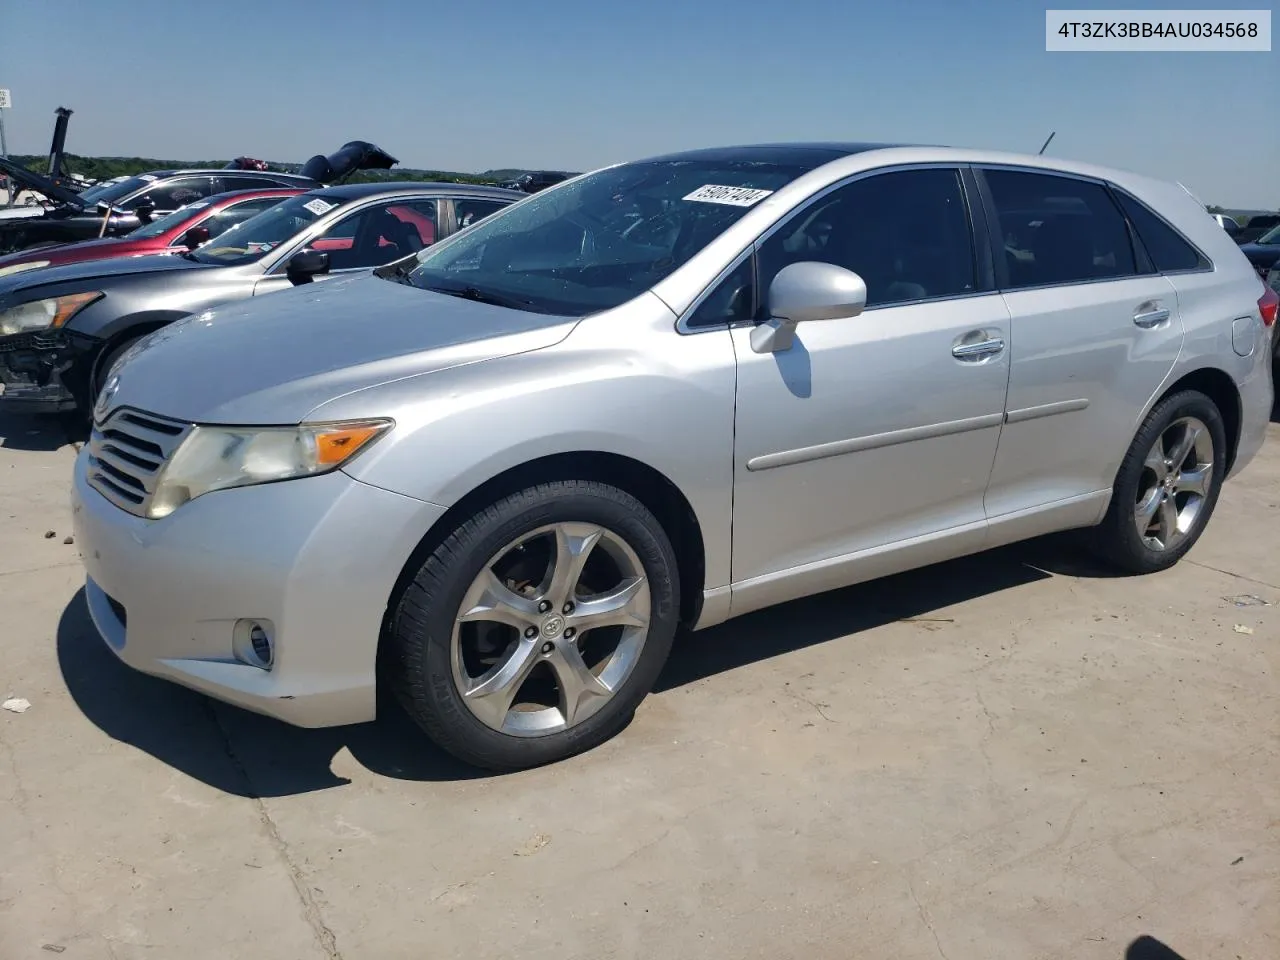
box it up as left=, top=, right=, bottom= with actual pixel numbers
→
left=977, top=167, right=1184, bottom=529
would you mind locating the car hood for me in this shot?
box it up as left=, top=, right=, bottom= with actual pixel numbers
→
left=0, top=235, right=135, bottom=269
left=0, top=204, right=50, bottom=222
left=1238, top=242, right=1280, bottom=259
left=299, top=141, right=398, bottom=184
left=100, top=273, right=577, bottom=424
left=0, top=252, right=208, bottom=298
left=0, top=156, right=85, bottom=208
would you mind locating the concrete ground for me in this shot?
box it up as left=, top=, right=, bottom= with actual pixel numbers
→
left=1, top=406, right=1277, bottom=960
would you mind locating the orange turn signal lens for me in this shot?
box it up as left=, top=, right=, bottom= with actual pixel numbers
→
left=312, top=421, right=392, bottom=467
left=49, top=292, right=104, bottom=328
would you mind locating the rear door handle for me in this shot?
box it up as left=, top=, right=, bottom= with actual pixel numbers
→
left=952, top=337, right=1005, bottom=361
left=1133, top=303, right=1171, bottom=328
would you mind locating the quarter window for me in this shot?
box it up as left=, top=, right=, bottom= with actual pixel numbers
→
left=1114, top=191, right=1209, bottom=273
left=454, top=198, right=508, bottom=230
left=687, top=256, right=755, bottom=328
left=756, top=168, right=978, bottom=311
left=984, top=169, right=1137, bottom=289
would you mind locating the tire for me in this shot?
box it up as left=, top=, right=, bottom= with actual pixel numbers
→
left=87, top=335, right=144, bottom=415
left=386, top=479, right=681, bottom=771
left=1091, top=389, right=1227, bottom=574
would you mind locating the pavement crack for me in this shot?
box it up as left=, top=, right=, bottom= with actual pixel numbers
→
left=907, top=876, right=952, bottom=960
left=1186, top=559, right=1280, bottom=591
left=786, top=688, right=839, bottom=723
left=203, top=702, right=344, bottom=960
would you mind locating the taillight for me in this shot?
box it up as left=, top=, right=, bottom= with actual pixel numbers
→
left=1260, top=285, right=1278, bottom=327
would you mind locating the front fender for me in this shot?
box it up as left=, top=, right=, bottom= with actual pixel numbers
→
left=318, top=302, right=739, bottom=591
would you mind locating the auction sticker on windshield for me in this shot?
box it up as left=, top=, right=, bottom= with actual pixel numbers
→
left=303, top=198, right=337, bottom=216
left=683, top=185, right=773, bottom=207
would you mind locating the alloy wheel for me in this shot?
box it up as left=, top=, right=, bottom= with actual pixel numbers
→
left=450, top=522, right=651, bottom=736
left=1133, top=416, right=1214, bottom=552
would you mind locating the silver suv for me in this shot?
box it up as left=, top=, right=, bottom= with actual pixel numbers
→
left=71, top=143, right=1275, bottom=770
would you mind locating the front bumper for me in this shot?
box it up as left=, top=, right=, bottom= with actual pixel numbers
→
left=0, top=328, right=96, bottom=413
left=71, top=451, right=446, bottom=727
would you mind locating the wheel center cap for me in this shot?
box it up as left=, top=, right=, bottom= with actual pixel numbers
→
left=540, top=615, right=565, bottom=639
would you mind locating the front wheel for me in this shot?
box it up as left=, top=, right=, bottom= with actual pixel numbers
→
left=386, top=480, right=681, bottom=771
left=1091, top=389, right=1226, bottom=574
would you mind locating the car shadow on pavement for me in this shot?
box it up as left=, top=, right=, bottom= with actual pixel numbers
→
left=56, top=533, right=1120, bottom=796
left=0, top=411, right=83, bottom=451
left=1126, top=936, right=1189, bottom=959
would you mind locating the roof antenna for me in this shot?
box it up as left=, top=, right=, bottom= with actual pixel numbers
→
left=1037, top=131, right=1056, bottom=156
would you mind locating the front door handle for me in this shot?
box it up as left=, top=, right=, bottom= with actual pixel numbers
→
left=1133, top=303, right=1171, bottom=328
left=952, top=337, right=1006, bottom=361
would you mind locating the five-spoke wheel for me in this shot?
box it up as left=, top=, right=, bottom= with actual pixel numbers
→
left=387, top=480, right=679, bottom=771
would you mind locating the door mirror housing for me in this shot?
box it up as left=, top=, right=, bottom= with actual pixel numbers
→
left=751, top=261, right=868, bottom=354
left=133, top=202, right=155, bottom=224
left=181, top=225, right=211, bottom=250
left=286, top=249, right=331, bottom=285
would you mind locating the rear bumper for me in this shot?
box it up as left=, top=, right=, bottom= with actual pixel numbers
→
left=0, top=328, right=95, bottom=413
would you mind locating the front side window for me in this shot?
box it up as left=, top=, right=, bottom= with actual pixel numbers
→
left=756, top=168, right=977, bottom=310
left=193, top=193, right=344, bottom=266
left=311, top=201, right=436, bottom=271
left=404, top=158, right=815, bottom=316
left=984, top=169, right=1137, bottom=289
left=131, top=176, right=217, bottom=212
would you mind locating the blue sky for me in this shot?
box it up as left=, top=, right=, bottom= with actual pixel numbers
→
left=1, top=0, right=1275, bottom=207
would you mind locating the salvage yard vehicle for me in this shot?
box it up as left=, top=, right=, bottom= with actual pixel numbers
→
left=0, top=188, right=304, bottom=279
left=0, top=141, right=396, bottom=255
left=0, top=182, right=519, bottom=414
left=70, top=143, right=1274, bottom=771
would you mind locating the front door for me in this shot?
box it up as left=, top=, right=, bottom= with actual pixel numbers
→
left=976, top=167, right=1185, bottom=527
left=729, top=167, right=1011, bottom=614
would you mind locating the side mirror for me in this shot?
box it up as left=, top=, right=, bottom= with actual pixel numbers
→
left=750, top=261, right=867, bottom=354
left=181, top=225, right=211, bottom=250
left=286, top=249, right=331, bottom=285
left=134, top=202, right=155, bottom=224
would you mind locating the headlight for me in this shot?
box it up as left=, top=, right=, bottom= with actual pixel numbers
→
left=0, top=292, right=102, bottom=335
left=0, top=260, right=50, bottom=279
left=147, top=419, right=393, bottom=519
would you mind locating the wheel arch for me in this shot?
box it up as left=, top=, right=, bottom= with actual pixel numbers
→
left=1153, top=366, right=1242, bottom=474
left=380, top=451, right=708, bottom=640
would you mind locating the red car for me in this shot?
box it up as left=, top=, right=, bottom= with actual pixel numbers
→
left=0, top=188, right=304, bottom=278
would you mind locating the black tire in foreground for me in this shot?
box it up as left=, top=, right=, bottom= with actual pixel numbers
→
left=1091, top=389, right=1227, bottom=574
left=386, top=479, right=681, bottom=771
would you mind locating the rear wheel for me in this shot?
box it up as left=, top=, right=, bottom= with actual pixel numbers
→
left=1091, top=390, right=1226, bottom=574
left=386, top=480, right=680, bottom=771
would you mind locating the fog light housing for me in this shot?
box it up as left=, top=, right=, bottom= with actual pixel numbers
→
left=233, top=619, right=275, bottom=670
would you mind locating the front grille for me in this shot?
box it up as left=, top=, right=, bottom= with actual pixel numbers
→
left=86, top=408, right=191, bottom=517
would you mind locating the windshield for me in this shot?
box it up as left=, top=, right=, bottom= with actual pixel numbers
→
left=1256, top=224, right=1280, bottom=244
left=191, top=193, right=341, bottom=266
left=128, top=201, right=210, bottom=239
left=78, top=175, right=153, bottom=208
left=405, top=159, right=812, bottom=316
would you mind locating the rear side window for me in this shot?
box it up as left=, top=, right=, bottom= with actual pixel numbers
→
left=984, top=169, right=1137, bottom=289
left=1113, top=191, right=1210, bottom=273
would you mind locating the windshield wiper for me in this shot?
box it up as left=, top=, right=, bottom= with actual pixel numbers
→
left=422, top=282, right=535, bottom=311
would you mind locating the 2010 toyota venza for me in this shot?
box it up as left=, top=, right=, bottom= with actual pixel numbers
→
left=71, top=143, right=1276, bottom=770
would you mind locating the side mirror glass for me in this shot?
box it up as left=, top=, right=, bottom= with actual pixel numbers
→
left=286, top=249, right=331, bottom=285
left=751, top=261, right=867, bottom=354
left=181, top=225, right=211, bottom=250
